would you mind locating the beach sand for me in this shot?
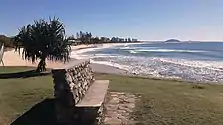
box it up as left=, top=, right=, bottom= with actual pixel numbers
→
left=1, top=43, right=130, bottom=74
left=2, top=50, right=65, bottom=68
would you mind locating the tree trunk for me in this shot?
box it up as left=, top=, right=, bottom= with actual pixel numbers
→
left=36, top=57, right=46, bottom=72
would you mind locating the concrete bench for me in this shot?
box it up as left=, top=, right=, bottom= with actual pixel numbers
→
left=52, top=60, right=109, bottom=125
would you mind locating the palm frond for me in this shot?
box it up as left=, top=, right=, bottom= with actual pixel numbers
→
left=14, top=17, right=70, bottom=71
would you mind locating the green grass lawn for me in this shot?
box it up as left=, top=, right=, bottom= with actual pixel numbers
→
left=1, top=67, right=223, bottom=124
left=0, top=67, right=53, bottom=124
left=95, top=74, right=223, bottom=125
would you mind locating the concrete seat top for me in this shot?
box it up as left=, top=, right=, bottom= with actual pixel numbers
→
left=76, top=80, right=109, bottom=107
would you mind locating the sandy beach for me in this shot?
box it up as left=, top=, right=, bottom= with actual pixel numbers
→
left=1, top=43, right=135, bottom=74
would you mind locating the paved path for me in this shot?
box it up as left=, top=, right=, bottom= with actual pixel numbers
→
left=103, top=92, right=139, bottom=125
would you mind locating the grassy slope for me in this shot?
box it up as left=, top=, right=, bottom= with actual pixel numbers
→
left=0, top=67, right=223, bottom=124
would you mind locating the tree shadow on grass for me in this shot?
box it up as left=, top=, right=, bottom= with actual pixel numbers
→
left=0, top=70, right=51, bottom=79
left=10, top=99, right=60, bottom=125
left=10, top=99, right=98, bottom=125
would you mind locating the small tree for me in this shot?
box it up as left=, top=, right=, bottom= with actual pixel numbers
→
left=14, top=17, right=71, bottom=72
left=91, top=36, right=100, bottom=44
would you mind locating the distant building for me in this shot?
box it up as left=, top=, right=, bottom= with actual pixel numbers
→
left=127, top=38, right=131, bottom=42
left=110, top=37, right=138, bottom=42
left=132, top=39, right=138, bottom=42
left=101, top=37, right=110, bottom=42
left=105, top=37, right=110, bottom=42
left=111, top=37, right=119, bottom=42
left=68, top=39, right=81, bottom=45
left=119, top=38, right=124, bottom=42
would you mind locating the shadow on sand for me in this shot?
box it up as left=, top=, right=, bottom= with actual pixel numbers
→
left=0, top=70, right=50, bottom=79
left=10, top=99, right=59, bottom=125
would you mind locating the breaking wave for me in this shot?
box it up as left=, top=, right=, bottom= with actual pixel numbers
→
left=127, top=49, right=206, bottom=54
left=71, top=42, right=223, bottom=82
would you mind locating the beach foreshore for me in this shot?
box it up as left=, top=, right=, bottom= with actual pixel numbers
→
left=2, top=43, right=138, bottom=74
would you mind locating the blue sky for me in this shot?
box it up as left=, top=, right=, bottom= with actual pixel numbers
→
left=1, top=0, right=223, bottom=41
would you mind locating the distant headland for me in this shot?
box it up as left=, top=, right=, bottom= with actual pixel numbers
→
left=164, top=39, right=181, bottom=43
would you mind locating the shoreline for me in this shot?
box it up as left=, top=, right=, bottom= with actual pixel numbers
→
left=2, top=43, right=135, bottom=75
left=3, top=42, right=223, bottom=84
left=70, top=42, right=223, bottom=84
left=70, top=42, right=141, bottom=75
left=71, top=42, right=140, bottom=75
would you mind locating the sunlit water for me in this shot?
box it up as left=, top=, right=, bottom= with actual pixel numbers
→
left=72, top=42, right=223, bottom=82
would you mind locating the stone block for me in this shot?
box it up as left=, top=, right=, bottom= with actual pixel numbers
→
left=52, top=60, right=96, bottom=124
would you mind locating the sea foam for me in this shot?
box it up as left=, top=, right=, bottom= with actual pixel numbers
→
left=71, top=43, right=223, bottom=82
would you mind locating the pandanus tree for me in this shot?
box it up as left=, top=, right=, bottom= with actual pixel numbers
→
left=14, top=17, right=71, bottom=72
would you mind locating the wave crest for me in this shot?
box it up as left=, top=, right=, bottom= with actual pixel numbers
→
left=127, top=49, right=206, bottom=54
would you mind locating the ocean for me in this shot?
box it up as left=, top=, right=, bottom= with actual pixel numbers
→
left=71, top=42, right=223, bottom=82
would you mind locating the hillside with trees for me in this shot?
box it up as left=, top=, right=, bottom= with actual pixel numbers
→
left=0, top=35, right=14, bottom=48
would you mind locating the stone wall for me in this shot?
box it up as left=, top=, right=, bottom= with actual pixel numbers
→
left=52, top=60, right=94, bottom=124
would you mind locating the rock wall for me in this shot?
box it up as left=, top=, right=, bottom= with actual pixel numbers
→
left=52, top=60, right=94, bottom=124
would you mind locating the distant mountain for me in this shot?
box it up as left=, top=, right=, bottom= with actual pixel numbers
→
left=164, top=39, right=181, bottom=43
